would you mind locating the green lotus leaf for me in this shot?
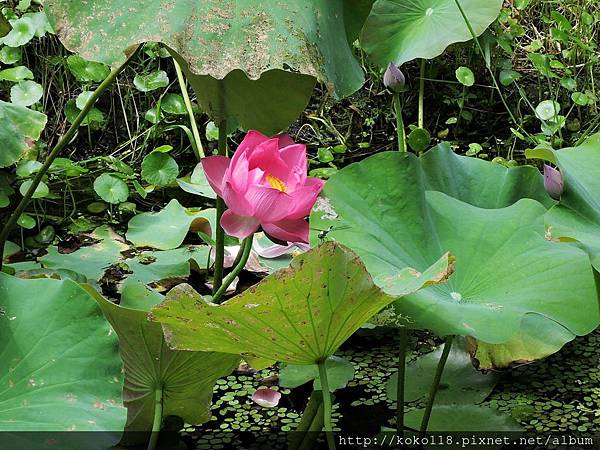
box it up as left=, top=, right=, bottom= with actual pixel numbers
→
left=93, top=173, right=129, bottom=204
left=122, top=246, right=211, bottom=289
left=141, top=151, right=180, bottom=186
left=46, top=0, right=363, bottom=98
left=179, top=66, right=317, bottom=135
left=177, top=162, right=217, bottom=199
left=422, top=143, right=554, bottom=208
left=0, top=273, right=126, bottom=435
left=361, top=0, right=503, bottom=67
left=126, top=199, right=211, bottom=250
left=310, top=152, right=599, bottom=367
left=40, top=225, right=129, bottom=281
left=82, top=285, right=239, bottom=445
left=386, top=338, right=498, bottom=404
left=466, top=314, right=578, bottom=370
left=527, top=133, right=600, bottom=271
left=0, top=100, right=47, bottom=168
left=46, top=0, right=366, bottom=133
left=403, top=405, right=522, bottom=433
left=280, top=356, right=355, bottom=392
left=150, top=242, right=452, bottom=364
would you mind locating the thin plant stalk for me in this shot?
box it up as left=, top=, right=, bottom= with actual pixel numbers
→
left=418, top=59, right=426, bottom=129
left=318, top=360, right=337, bottom=450
left=212, top=119, right=228, bottom=294
left=393, top=93, right=407, bottom=152
left=0, top=53, right=136, bottom=271
left=419, top=335, right=454, bottom=436
left=147, top=388, right=163, bottom=450
left=396, top=328, right=408, bottom=436
left=173, top=58, right=205, bottom=160
left=212, top=234, right=253, bottom=303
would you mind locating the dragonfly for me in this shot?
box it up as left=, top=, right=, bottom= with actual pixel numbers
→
left=311, top=225, right=352, bottom=243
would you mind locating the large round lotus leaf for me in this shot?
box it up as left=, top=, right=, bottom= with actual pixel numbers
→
left=527, top=133, right=600, bottom=271
left=422, top=143, right=553, bottom=208
left=0, top=273, right=126, bottom=434
left=45, top=1, right=364, bottom=100
left=0, top=100, right=47, bottom=167
left=83, top=286, right=239, bottom=445
left=40, top=225, right=129, bottom=281
left=360, top=0, right=503, bottom=67
left=310, top=152, right=599, bottom=365
left=150, top=242, right=452, bottom=364
left=386, top=338, right=498, bottom=404
left=126, top=199, right=211, bottom=250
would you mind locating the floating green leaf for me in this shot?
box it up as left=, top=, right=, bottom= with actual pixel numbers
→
left=151, top=242, right=451, bottom=364
left=311, top=151, right=599, bottom=367
left=126, top=199, right=210, bottom=250
left=386, top=339, right=499, bottom=404
left=404, top=405, right=522, bottom=432
left=93, top=173, right=129, bottom=204
left=0, top=100, right=47, bottom=167
left=83, top=285, right=239, bottom=444
left=0, top=273, right=126, bottom=434
left=40, top=226, right=129, bottom=281
left=361, top=0, right=503, bottom=67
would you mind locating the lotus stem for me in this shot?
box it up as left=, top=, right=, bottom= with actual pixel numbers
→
left=173, top=58, right=205, bottom=159
left=419, top=335, right=454, bottom=436
left=418, top=59, right=426, bottom=129
left=393, top=93, right=407, bottom=152
left=291, top=390, right=324, bottom=450
left=396, top=328, right=408, bottom=436
left=147, top=387, right=163, bottom=450
left=212, top=234, right=253, bottom=303
left=0, top=52, right=136, bottom=272
left=212, top=119, right=228, bottom=294
left=318, top=360, right=337, bottom=450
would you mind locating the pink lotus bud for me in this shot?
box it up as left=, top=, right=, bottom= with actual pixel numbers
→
left=251, top=388, right=281, bottom=408
left=202, top=131, right=325, bottom=244
left=544, top=164, right=564, bottom=200
left=383, top=63, right=407, bottom=93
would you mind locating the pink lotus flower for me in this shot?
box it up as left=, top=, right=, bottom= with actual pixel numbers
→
left=251, top=388, right=282, bottom=408
left=202, top=131, right=325, bottom=243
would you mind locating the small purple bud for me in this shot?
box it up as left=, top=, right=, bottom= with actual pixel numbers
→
left=544, top=164, right=564, bottom=200
left=383, top=63, right=407, bottom=93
